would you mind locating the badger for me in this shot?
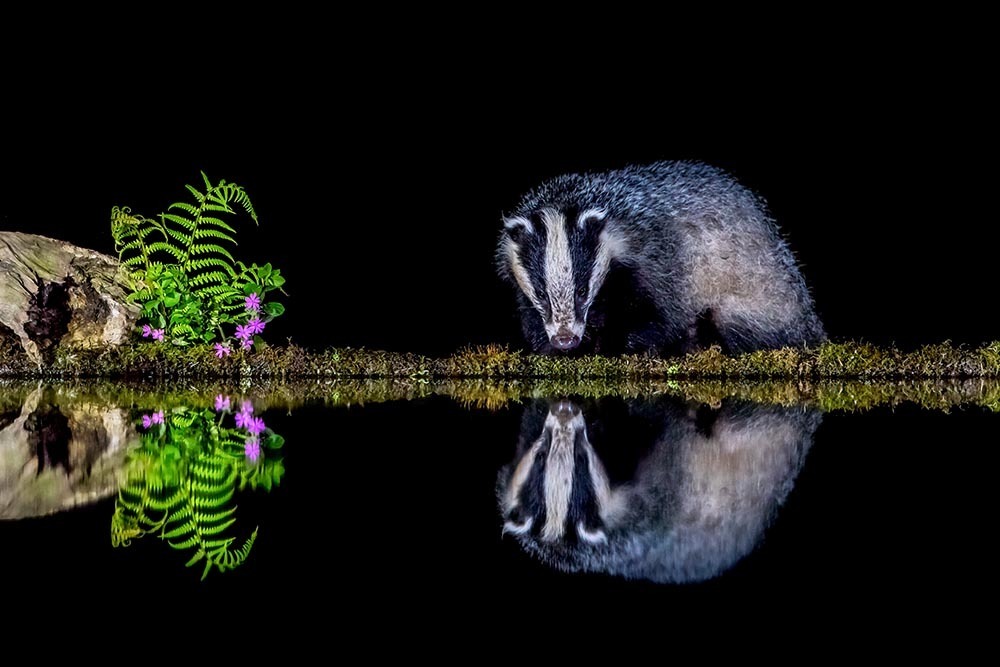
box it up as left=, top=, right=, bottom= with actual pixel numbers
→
left=496, top=161, right=826, bottom=354
left=497, top=397, right=821, bottom=584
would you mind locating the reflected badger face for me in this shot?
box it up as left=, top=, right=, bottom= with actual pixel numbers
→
left=499, top=207, right=624, bottom=352
left=500, top=399, right=611, bottom=545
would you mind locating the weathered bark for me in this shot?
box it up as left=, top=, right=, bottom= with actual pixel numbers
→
left=0, top=386, right=135, bottom=520
left=0, top=231, right=140, bottom=364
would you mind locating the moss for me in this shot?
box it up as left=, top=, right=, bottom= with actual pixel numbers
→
left=4, top=340, right=1000, bottom=380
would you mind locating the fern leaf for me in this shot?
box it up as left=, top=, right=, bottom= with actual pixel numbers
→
left=163, top=226, right=193, bottom=246
left=194, top=284, right=237, bottom=298
left=200, top=518, right=237, bottom=536
left=185, top=183, right=207, bottom=203
left=189, top=243, right=236, bottom=262
left=202, top=203, right=237, bottom=214
left=203, top=539, right=237, bottom=551
left=161, top=212, right=197, bottom=231
left=187, top=257, right=237, bottom=275
left=162, top=523, right=195, bottom=540
left=192, top=227, right=237, bottom=245
left=198, top=216, right=239, bottom=234
left=167, top=201, right=198, bottom=215
left=147, top=242, right=185, bottom=262
left=193, top=508, right=237, bottom=525
left=188, top=271, right=230, bottom=288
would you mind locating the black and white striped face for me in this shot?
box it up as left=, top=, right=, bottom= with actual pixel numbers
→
left=500, top=400, right=610, bottom=545
left=500, top=207, right=623, bottom=351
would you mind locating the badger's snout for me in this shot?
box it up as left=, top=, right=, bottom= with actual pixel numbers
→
left=550, top=328, right=581, bottom=351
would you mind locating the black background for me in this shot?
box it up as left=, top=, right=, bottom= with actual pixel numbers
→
left=2, top=25, right=997, bottom=649
left=3, top=47, right=996, bottom=355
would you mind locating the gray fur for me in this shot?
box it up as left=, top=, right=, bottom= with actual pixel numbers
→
left=497, top=399, right=822, bottom=584
left=496, top=161, right=826, bottom=354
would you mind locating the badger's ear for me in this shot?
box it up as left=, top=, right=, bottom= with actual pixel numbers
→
left=576, top=208, right=607, bottom=231
left=503, top=215, right=534, bottom=244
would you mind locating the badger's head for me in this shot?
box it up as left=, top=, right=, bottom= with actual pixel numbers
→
left=499, top=399, right=617, bottom=545
left=498, top=206, right=626, bottom=351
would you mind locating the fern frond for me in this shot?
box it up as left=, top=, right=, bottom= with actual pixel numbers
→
left=121, top=255, right=148, bottom=267
left=197, top=216, right=239, bottom=234
left=162, top=523, right=195, bottom=540
left=161, top=212, right=197, bottom=231
left=192, top=227, right=237, bottom=245
left=163, top=226, right=193, bottom=246
left=147, top=242, right=186, bottom=262
left=188, top=271, right=231, bottom=288
left=188, top=243, right=236, bottom=262
left=167, top=201, right=198, bottom=215
left=185, top=183, right=208, bottom=203
left=194, top=284, right=238, bottom=298
left=199, top=518, right=237, bottom=536
left=167, top=536, right=201, bottom=550
left=187, top=257, right=237, bottom=276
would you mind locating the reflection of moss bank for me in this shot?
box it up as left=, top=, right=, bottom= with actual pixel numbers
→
left=2, top=378, right=999, bottom=414
left=4, top=341, right=1000, bottom=380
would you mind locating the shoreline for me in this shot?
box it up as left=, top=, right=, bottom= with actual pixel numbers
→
left=2, top=341, right=1000, bottom=380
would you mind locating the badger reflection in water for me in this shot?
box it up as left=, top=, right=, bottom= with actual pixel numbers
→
left=497, top=398, right=822, bottom=583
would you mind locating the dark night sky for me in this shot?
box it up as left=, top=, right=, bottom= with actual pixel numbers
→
left=3, top=58, right=996, bottom=356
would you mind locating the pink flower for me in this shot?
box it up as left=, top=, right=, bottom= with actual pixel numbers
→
left=141, top=324, right=152, bottom=338
left=245, top=437, right=261, bottom=462
left=240, top=401, right=254, bottom=415
left=247, top=317, right=266, bottom=335
left=235, top=324, right=252, bottom=341
left=214, top=343, right=231, bottom=358
left=245, top=293, right=261, bottom=312
left=151, top=329, right=165, bottom=341
left=241, top=337, right=253, bottom=351
left=142, top=414, right=152, bottom=429
left=214, top=394, right=230, bottom=412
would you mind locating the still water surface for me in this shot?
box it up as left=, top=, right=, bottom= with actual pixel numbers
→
left=1, top=380, right=995, bottom=624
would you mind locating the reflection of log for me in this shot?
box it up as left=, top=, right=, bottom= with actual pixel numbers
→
left=0, top=387, right=136, bottom=520
left=0, top=231, right=139, bottom=364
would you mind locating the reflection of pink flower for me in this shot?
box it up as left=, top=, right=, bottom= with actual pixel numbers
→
left=214, top=343, right=231, bottom=358
left=247, top=417, right=266, bottom=435
left=142, top=324, right=152, bottom=338
left=141, top=411, right=164, bottom=429
left=215, top=394, right=230, bottom=412
left=245, top=293, right=261, bottom=312
left=150, top=329, right=165, bottom=341
left=245, top=437, right=261, bottom=462
left=235, top=402, right=254, bottom=428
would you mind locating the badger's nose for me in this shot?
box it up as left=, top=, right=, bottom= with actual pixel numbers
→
left=553, top=400, right=580, bottom=420
left=550, top=330, right=580, bottom=350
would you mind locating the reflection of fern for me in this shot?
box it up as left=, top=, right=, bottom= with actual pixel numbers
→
left=111, top=172, right=257, bottom=302
left=112, top=406, right=282, bottom=579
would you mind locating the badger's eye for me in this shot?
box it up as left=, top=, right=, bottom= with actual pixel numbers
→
left=576, top=285, right=588, bottom=299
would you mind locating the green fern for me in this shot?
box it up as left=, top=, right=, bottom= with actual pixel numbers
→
left=109, top=172, right=283, bottom=346
left=112, top=172, right=255, bottom=296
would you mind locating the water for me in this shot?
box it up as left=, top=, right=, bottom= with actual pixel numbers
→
left=1, top=380, right=996, bottom=631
